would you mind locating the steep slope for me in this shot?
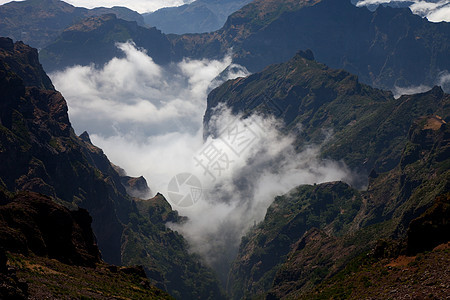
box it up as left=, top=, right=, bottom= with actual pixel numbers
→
left=0, top=0, right=144, bottom=49
left=0, top=191, right=101, bottom=267
left=143, top=0, right=252, bottom=34
left=205, top=50, right=450, bottom=175
left=172, top=0, right=450, bottom=90
left=39, top=14, right=172, bottom=72
left=228, top=182, right=362, bottom=299
left=229, top=115, right=450, bottom=299
left=0, top=188, right=171, bottom=299
left=0, top=37, right=223, bottom=299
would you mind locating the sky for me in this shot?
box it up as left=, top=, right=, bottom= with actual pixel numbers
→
left=50, top=42, right=356, bottom=278
left=0, top=0, right=448, bottom=20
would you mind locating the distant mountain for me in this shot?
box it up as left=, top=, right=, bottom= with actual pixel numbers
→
left=173, top=0, right=450, bottom=91
left=0, top=0, right=144, bottom=49
left=34, top=0, right=450, bottom=91
left=217, top=53, right=450, bottom=299
left=0, top=37, right=224, bottom=299
left=39, top=14, right=172, bottom=72
left=143, top=0, right=252, bottom=34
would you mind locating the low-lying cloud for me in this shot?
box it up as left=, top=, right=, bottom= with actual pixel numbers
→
left=356, top=0, right=450, bottom=22
left=51, top=42, right=247, bottom=138
left=393, top=71, right=450, bottom=98
left=51, top=42, right=355, bottom=284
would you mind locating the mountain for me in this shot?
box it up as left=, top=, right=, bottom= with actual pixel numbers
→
left=0, top=37, right=224, bottom=299
left=0, top=0, right=144, bottom=49
left=143, top=0, right=252, bottom=34
left=228, top=115, right=450, bottom=299
left=172, top=0, right=450, bottom=91
left=267, top=115, right=450, bottom=299
left=39, top=14, right=172, bottom=72
left=205, top=50, right=449, bottom=175
left=204, top=49, right=449, bottom=298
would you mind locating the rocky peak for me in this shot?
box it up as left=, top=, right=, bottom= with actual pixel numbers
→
left=295, top=49, right=315, bottom=61
left=120, top=175, right=152, bottom=199
left=79, top=131, right=92, bottom=144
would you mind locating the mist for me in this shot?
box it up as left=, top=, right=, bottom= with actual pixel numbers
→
left=393, top=71, right=450, bottom=98
left=356, top=0, right=450, bottom=22
left=51, top=42, right=355, bottom=283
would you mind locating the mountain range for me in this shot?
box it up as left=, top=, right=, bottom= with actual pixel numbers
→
left=1, top=0, right=448, bottom=92
left=143, top=0, right=252, bottom=34
left=0, top=0, right=449, bottom=298
left=172, top=0, right=450, bottom=91
left=20, top=0, right=448, bottom=93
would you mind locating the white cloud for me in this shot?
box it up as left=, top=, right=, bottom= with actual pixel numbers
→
left=393, top=84, right=432, bottom=98
left=393, top=72, right=450, bottom=98
left=0, top=0, right=194, bottom=13
left=51, top=41, right=240, bottom=137
left=356, top=0, right=450, bottom=22
left=52, top=42, right=355, bottom=279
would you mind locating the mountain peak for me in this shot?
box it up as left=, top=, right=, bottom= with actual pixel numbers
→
left=0, top=37, right=14, bottom=51
left=79, top=131, right=92, bottom=144
left=295, top=49, right=315, bottom=61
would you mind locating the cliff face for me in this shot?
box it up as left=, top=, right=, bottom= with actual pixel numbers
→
left=0, top=37, right=224, bottom=299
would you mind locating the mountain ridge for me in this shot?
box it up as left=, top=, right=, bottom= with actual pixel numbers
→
left=0, top=0, right=145, bottom=49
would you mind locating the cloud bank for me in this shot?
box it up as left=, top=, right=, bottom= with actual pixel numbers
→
left=51, top=42, right=355, bottom=283
left=356, top=0, right=450, bottom=22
